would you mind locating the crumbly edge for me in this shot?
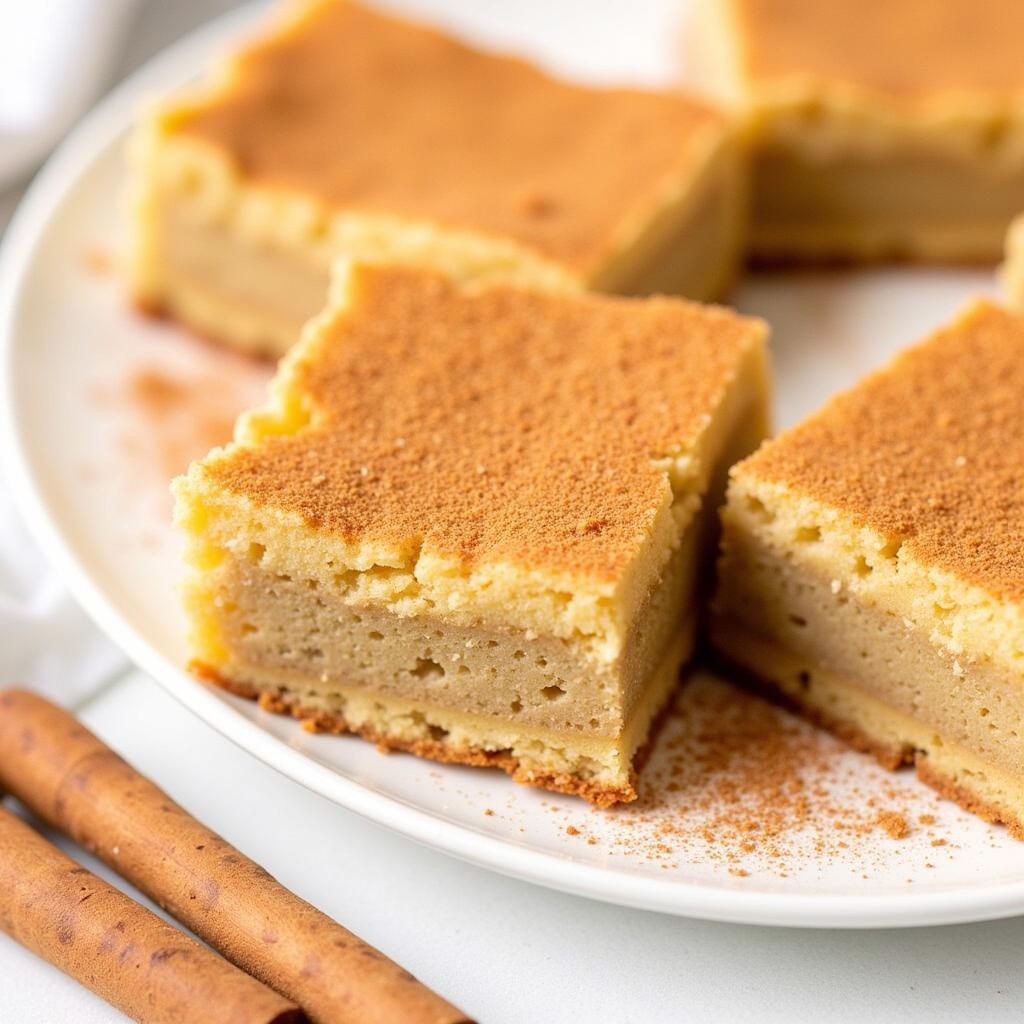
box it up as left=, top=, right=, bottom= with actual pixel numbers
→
left=712, top=621, right=1024, bottom=839
left=914, top=760, right=1024, bottom=840
left=192, top=660, right=682, bottom=808
left=722, top=471, right=1024, bottom=680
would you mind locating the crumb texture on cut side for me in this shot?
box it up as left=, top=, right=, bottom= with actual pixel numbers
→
left=730, top=0, right=1024, bottom=96
left=158, top=0, right=726, bottom=274
left=188, top=263, right=766, bottom=585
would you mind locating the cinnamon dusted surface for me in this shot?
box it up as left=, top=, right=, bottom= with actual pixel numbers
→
left=743, top=299, right=1024, bottom=603
left=164, top=0, right=724, bottom=272
left=733, top=0, right=1024, bottom=98
left=204, top=264, right=763, bottom=580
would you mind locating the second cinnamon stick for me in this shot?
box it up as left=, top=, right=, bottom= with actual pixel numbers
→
left=0, top=804, right=303, bottom=1024
left=0, top=688, right=470, bottom=1024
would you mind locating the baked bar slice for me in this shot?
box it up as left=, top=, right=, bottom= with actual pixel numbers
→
left=689, top=0, right=1024, bottom=263
left=173, top=261, right=769, bottom=805
left=712, top=299, right=1024, bottom=834
left=131, top=0, right=745, bottom=358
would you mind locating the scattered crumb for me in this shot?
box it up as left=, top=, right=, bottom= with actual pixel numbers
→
left=877, top=811, right=909, bottom=840
left=483, top=808, right=494, bottom=817
left=542, top=675, right=953, bottom=881
left=919, top=814, right=936, bottom=825
left=88, top=357, right=271, bottom=516
left=80, top=245, right=114, bottom=275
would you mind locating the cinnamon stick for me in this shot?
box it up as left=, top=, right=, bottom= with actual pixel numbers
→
left=0, top=689, right=471, bottom=1024
left=0, top=804, right=303, bottom=1024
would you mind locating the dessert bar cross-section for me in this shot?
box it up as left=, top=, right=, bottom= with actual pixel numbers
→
left=174, top=261, right=769, bottom=805
left=713, top=299, right=1024, bottom=833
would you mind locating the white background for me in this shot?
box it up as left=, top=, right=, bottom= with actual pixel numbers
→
left=0, top=2, right=1022, bottom=1021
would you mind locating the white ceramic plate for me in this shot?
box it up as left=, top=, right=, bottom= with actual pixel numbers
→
left=3, top=0, right=1021, bottom=929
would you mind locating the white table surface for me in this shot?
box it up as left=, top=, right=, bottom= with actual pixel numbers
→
left=2, top=2, right=1024, bottom=1022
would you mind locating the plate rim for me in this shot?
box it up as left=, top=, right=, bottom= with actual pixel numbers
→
left=4, top=1, right=1024, bottom=930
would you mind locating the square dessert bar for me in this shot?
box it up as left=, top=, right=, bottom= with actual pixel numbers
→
left=131, top=0, right=745, bottom=358
left=690, top=0, right=1024, bottom=263
left=713, top=299, right=1024, bottom=833
left=173, top=262, right=769, bottom=805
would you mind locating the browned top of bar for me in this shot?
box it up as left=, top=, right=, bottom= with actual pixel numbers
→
left=744, top=299, right=1024, bottom=603
left=161, top=0, right=725, bottom=273
left=732, top=0, right=1024, bottom=97
left=202, top=264, right=764, bottom=580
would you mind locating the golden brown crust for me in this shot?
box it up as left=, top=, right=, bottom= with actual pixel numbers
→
left=204, top=264, right=764, bottom=580
left=194, top=662, right=639, bottom=808
left=916, top=759, right=1024, bottom=841
left=740, top=299, right=1024, bottom=603
left=163, top=0, right=725, bottom=274
left=731, top=0, right=1024, bottom=99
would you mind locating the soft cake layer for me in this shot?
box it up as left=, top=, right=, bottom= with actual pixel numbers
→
left=186, top=512, right=704, bottom=737
left=179, top=263, right=769, bottom=649
left=132, top=0, right=743, bottom=355
left=199, top=626, right=692, bottom=807
left=747, top=148, right=1024, bottom=264
left=690, top=0, right=1024, bottom=263
left=715, top=531, right=1024, bottom=780
left=174, top=261, right=770, bottom=803
left=712, top=298, right=1024, bottom=832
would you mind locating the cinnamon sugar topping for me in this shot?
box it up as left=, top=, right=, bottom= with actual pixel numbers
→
left=744, top=300, right=1024, bottom=602
left=205, top=265, right=765, bottom=579
left=165, top=0, right=725, bottom=272
left=735, top=0, right=1024, bottom=98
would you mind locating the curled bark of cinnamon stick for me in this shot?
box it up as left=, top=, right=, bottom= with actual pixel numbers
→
left=0, top=804, right=303, bottom=1024
left=0, top=688, right=472, bottom=1024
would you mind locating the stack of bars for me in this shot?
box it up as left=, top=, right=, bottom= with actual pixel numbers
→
left=173, top=262, right=770, bottom=805
left=150, top=0, right=1024, bottom=828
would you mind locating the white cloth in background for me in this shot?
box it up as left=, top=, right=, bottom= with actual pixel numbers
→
left=0, top=1, right=138, bottom=704
left=0, top=485, right=125, bottom=705
left=0, top=0, right=138, bottom=190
